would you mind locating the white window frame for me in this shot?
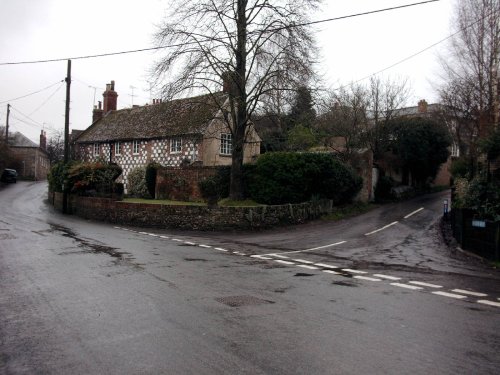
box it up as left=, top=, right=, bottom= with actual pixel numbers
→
left=170, top=137, right=182, bottom=154
left=93, top=143, right=99, bottom=157
left=451, top=143, right=460, bottom=157
left=220, top=133, right=232, bottom=155
left=133, top=140, right=140, bottom=155
left=115, top=141, right=121, bottom=156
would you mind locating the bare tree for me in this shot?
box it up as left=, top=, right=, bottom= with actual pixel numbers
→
left=46, top=130, right=65, bottom=165
left=317, top=76, right=410, bottom=160
left=438, top=0, right=500, bottom=145
left=153, top=0, right=320, bottom=199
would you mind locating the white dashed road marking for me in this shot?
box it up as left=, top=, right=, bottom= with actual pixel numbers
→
left=409, top=281, right=442, bottom=288
left=391, top=283, right=423, bottom=290
left=432, top=291, right=467, bottom=299
left=199, top=244, right=211, bottom=248
left=354, top=276, right=381, bottom=282
left=404, top=207, right=424, bottom=219
left=266, top=241, right=347, bottom=256
left=365, top=221, right=398, bottom=236
left=342, top=269, right=368, bottom=274
left=274, top=260, right=295, bottom=265
left=184, top=242, right=196, bottom=245
left=373, top=274, right=401, bottom=281
left=293, top=259, right=315, bottom=264
left=323, top=270, right=342, bottom=275
left=214, top=248, right=228, bottom=252
left=251, top=255, right=273, bottom=260
left=477, top=300, right=500, bottom=308
left=314, top=263, right=339, bottom=269
left=451, top=289, right=488, bottom=297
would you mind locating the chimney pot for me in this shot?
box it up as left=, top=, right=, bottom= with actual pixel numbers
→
left=102, top=81, right=118, bottom=113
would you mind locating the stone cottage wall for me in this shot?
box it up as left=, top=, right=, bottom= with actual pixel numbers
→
left=77, top=138, right=199, bottom=192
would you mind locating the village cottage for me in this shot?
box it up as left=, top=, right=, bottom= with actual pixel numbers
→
left=73, top=81, right=261, bottom=193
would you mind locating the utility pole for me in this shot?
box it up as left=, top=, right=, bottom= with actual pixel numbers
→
left=63, top=59, right=71, bottom=214
left=64, top=59, right=71, bottom=163
left=4, top=104, right=10, bottom=145
left=129, top=85, right=136, bottom=106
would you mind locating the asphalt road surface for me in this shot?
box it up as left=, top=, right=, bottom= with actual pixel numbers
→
left=1, top=181, right=499, bottom=374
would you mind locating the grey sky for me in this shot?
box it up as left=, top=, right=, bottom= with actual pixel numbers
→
left=0, top=0, right=453, bottom=143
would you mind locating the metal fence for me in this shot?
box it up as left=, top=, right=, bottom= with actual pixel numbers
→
left=451, top=208, right=500, bottom=261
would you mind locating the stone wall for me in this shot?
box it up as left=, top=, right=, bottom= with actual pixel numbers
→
left=50, top=192, right=334, bottom=231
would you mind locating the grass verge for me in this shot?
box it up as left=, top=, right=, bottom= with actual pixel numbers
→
left=321, top=202, right=378, bottom=221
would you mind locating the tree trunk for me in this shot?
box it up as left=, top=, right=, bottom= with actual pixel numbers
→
left=229, top=0, right=248, bottom=201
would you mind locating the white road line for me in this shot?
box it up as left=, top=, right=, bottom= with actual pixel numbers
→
left=199, top=244, right=212, bottom=248
left=314, top=263, right=339, bottom=269
left=214, top=247, right=228, bottom=252
left=451, top=289, right=488, bottom=297
left=270, top=254, right=291, bottom=259
left=159, top=235, right=170, bottom=239
left=391, top=283, right=423, bottom=290
left=293, top=259, right=315, bottom=264
left=274, top=260, right=295, bottom=265
left=296, top=264, right=319, bottom=270
left=365, top=221, right=398, bottom=236
left=432, top=291, right=467, bottom=299
left=114, top=226, right=122, bottom=230
left=477, top=300, right=500, bottom=308
left=409, top=281, right=443, bottom=289
left=172, top=239, right=183, bottom=242
left=233, top=251, right=247, bottom=256
left=323, top=270, right=342, bottom=275
left=404, top=207, right=424, bottom=219
left=184, top=241, right=196, bottom=245
left=148, top=233, right=159, bottom=237
left=265, top=241, right=347, bottom=256
left=342, top=269, right=368, bottom=274
left=139, top=231, right=149, bottom=235
left=373, top=274, right=401, bottom=281
left=354, top=276, right=381, bottom=282
left=250, top=255, right=273, bottom=260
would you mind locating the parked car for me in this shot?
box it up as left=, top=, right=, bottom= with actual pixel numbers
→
left=1, top=169, right=17, bottom=183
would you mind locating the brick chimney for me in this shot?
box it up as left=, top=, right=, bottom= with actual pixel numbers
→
left=103, top=80, right=118, bottom=113
left=39, top=130, right=47, bottom=151
left=417, top=99, right=428, bottom=113
left=92, top=101, right=104, bottom=123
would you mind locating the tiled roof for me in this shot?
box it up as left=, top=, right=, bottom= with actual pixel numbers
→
left=75, top=93, right=227, bottom=143
left=0, top=127, right=38, bottom=147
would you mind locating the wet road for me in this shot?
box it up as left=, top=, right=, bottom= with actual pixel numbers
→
left=1, top=181, right=499, bottom=374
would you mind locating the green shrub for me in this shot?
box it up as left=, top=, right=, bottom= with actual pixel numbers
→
left=48, top=161, right=75, bottom=193
left=145, top=162, right=161, bottom=199
left=450, top=157, right=469, bottom=179
left=127, top=167, right=150, bottom=198
left=198, top=166, right=232, bottom=206
left=463, top=176, right=500, bottom=220
left=67, top=162, right=122, bottom=196
left=247, top=152, right=362, bottom=205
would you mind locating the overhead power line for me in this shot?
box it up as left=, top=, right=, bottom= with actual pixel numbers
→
left=0, top=80, right=64, bottom=104
left=0, top=0, right=440, bottom=66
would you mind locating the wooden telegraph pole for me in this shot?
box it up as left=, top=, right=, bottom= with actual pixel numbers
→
left=63, top=59, right=71, bottom=214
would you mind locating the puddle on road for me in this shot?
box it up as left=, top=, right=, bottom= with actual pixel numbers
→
left=50, top=223, right=140, bottom=268
left=294, top=273, right=315, bottom=277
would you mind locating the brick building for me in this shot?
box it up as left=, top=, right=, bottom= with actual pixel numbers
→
left=73, top=81, right=261, bottom=193
left=1, top=129, right=50, bottom=180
